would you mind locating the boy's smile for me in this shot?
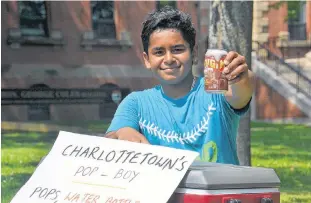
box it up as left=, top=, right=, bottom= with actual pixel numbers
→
left=143, top=29, right=193, bottom=85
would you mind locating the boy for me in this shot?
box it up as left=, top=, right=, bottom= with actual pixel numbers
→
left=106, top=6, right=254, bottom=165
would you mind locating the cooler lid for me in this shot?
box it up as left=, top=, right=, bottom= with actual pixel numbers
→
left=178, top=162, right=281, bottom=190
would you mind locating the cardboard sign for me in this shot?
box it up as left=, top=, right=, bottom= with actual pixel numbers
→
left=10, top=131, right=199, bottom=203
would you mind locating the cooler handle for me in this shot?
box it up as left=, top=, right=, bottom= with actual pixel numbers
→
left=223, top=198, right=242, bottom=203
left=261, top=198, right=273, bottom=203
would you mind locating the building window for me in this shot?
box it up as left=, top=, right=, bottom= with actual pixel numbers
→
left=262, top=25, right=269, bottom=33
left=99, top=83, right=120, bottom=119
left=18, top=1, right=49, bottom=37
left=156, top=1, right=177, bottom=10
left=91, top=1, right=116, bottom=39
left=28, top=84, right=50, bottom=121
left=287, top=1, right=306, bottom=40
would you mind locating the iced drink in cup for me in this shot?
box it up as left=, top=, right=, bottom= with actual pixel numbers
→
left=204, top=49, right=228, bottom=93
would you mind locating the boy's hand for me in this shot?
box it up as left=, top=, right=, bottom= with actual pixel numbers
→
left=106, top=127, right=150, bottom=144
left=223, top=51, right=248, bottom=84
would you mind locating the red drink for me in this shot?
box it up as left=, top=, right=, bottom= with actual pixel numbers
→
left=204, top=49, right=228, bottom=93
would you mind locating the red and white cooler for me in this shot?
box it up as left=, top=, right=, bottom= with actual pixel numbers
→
left=168, top=162, right=280, bottom=203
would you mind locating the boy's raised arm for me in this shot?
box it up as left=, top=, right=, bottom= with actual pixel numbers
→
left=226, top=69, right=254, bottom=110
left=223, top=51, right=254, bottom=110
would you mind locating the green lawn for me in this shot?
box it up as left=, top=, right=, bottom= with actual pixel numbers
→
left=251, top=122, right=311, bottom=202
left=1, top=122, right=311, bottom=203
left=1, top=131, right=57, bottom=203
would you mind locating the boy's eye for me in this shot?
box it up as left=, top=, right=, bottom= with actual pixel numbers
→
left=172, top=48, right=185, bottom=53
left=154, top=50, right=164, bottom=55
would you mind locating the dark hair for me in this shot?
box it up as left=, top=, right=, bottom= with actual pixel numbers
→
left=141, top=6, right=196, bottom=54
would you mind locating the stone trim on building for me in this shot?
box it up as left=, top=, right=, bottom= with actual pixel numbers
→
left=253, top=1, right=269, bottom=44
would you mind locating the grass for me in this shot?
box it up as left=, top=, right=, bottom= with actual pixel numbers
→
left=1, top=121, right=311, bottom=203
left=251, top=122, right=311, bottom=203
left=1, top=132, right=58, bottom=203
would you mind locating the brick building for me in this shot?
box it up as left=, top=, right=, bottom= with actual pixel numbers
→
left=253, top=1, right=311, bottom=57
left=2, top=1, right=309, bottom=122
left=1, top=1, right=198, bottom=121
left=252, top=1, right=311, bottom=120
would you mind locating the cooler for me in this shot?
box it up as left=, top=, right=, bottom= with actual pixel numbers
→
left=168, top=162, right=280, bottom=203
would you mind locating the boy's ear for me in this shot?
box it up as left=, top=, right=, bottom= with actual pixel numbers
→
left=143, top=52, right=151, bottom=70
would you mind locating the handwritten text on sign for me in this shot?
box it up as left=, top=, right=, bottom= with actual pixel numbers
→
left=10, top=131, right=199, bottom=203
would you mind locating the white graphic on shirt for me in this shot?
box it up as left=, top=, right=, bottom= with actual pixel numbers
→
left=139, top=103, right=216, bottom=144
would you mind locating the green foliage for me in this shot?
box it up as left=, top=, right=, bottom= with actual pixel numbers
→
left=268, top=1, right=306, bottom=22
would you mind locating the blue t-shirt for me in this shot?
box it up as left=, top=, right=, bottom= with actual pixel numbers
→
left=106, top=77, right=249, bottom=165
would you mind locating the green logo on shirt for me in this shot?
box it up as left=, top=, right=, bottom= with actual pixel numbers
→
left=196, top=141, right=218, bottom=162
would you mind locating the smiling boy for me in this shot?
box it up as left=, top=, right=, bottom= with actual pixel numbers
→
left=105, top=6, right=254, bottom=165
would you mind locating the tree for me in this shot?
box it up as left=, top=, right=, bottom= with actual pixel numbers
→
left=269, top=1, right=306, bottom=22
left=208, top=1, right=253, bottom=166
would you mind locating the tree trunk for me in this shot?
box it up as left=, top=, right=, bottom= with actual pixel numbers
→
left=208, top=1, right=253, bottom=166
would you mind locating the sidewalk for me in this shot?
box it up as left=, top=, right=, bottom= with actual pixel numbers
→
left=252, top=118, right=311, bottom=127
left=1, top=121, right=106, bottom=136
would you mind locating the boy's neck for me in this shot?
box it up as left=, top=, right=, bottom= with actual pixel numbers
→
left=161, top=73, right=195, bottom=99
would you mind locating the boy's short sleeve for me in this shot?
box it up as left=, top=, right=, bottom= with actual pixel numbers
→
left=106, top=92, right=140, bottom=133
left=220, top=94, right=251, bottom=116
